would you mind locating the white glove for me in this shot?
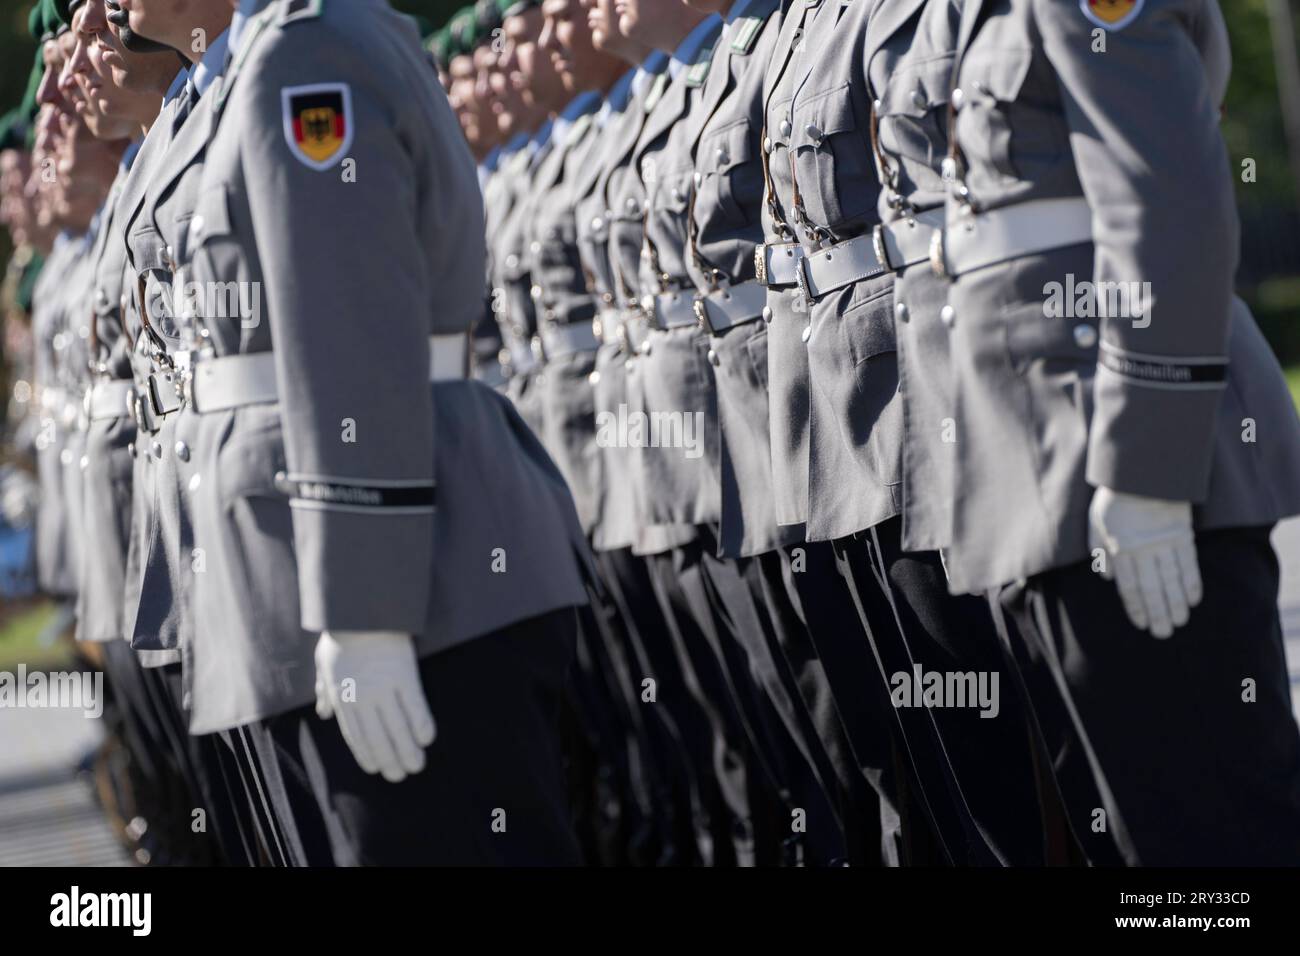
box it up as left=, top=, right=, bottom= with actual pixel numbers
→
left=1087, top=486, right=1203, bottom=639
left=314, top=630, right=437, bottom=782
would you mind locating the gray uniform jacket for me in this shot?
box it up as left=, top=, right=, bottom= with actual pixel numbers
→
left=941, top=0, right=1300, bottom=593
left=865, top=0, right=960, bottom=553
left=605, top=42, right=709, bottom=557
left=32, top=236, right=78, bottom=597
left=493, top=142, right=549, bottom=437
left=527, top=95, right=605, bottom=537
left=120, top=74, right=214, bottom=666
left=683, top=0, right=798, bottom=559
left=77, top=151, right=144, bottom=643
left=178, top=0, right=588, bottom=734
left=632, top=21, right=727, bottom=533
left=770, top=0, right=902, bottom=544
left=578, top=56, right=678, bottom=554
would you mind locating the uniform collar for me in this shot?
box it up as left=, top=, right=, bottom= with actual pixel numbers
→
left=597, top=68, right=636, bottom=127
left=552, top=89, right=602, bottom=147
left=632, top=51, right=669, bottom=100
left=669, top=15, right=721, bottom=81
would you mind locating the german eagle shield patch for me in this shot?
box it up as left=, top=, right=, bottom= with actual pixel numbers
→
left=1080, top=0, right=1145, bottom=31
left=282, top=83, right=353, bottom=170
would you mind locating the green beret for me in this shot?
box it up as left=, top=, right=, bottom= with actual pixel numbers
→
left=426, top=26, right=452, bottom=67
left=473, top=0, right=502, bottom=37
left=23, top=46, right=44, bottom=119
left=28, top=2, right=44, bottom=41
left=447, top=8, right=477, bottom=56
left=496, top=0, right=539, bottom=19
left=45, top=0, right=68, bottom=34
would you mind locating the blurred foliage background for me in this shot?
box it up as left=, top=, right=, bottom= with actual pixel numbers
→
left=0, top=0, right=1297, bottom=367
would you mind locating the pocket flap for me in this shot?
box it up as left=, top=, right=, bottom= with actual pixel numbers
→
left=700, top=118, right=755, bottom=175
left=791, top=83, right=858, bottom=148
left=877, top=54, right=956, bottom=118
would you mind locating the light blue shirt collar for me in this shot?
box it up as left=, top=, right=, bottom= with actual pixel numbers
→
left=229, top=0, right=270, bottom=57
left=669, top=15, right=720, bottom=81
left=191, top=28, right=231, bottom=96
left=553, top=89, right=602, bottom=147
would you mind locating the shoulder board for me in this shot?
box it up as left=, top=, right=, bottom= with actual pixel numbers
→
left=569, top=114, right=594, bottom=144
left=215, top=4, right=279, bottom=110
left=281, top=0, right=324, bottom=26
left=644, top=73, right=668, bottom=111
left=729, top=15, right=766, bottom=55
left=685, top=43, right=717, bottom=87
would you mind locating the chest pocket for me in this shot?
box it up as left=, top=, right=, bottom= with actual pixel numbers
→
left=874, top=53, right=954, bottom=191
left=185, top=184, right=262, bottom=347
left=953, top=48, right=1043, bottom=184
left=789, top=82, right=876, bottom=234
left=697, top=118, right=760, bottom=230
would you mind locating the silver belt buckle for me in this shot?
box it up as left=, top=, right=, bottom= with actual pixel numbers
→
left=872, top=224, right=892, bottom=273
left=929, top=228, right=948, bottom=279
left=753, top=245, right=768, bottom=286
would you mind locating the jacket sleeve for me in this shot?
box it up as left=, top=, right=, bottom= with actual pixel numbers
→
left=238, top=33, right=435, bottom=635
left=1036, top=0, right=1236, bottom=503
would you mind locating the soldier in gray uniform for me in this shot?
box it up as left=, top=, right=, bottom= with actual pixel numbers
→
left=941, top=0, right=1300, bottom=864
left=489, top=0, right=562, bottom=436
left=628, top=0, right=862, bottom=867
left=177, top=0, right=589, bottom=865
left=673, top=0, right=906, bottom=866
left=571, top=0, right=709, bottom=864
left=760, top=0, right=1054, bottom=865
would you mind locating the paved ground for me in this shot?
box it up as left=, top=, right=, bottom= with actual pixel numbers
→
left=1, top=519, right=1299, bottom=866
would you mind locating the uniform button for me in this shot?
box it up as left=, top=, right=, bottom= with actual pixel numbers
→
left=640, top=340, right=652, bottom=356
left=800, top=325, right=812, bottom=343
left=671, top=187, right=683, bottom=203
left=188, top=472, right=201, bottom=493
left=940, top=305, right=955, bottom=328
left=588, top=370, right=600, bottom=386
left=706, top=348, right=719, bottom=367
left=804, top=124, right=823, bottom=146
left=529, top=240, right=541, bottom=254
left=1073, top=323, right=1098, bottom=349
left=911, top=89, right=928, bottom=111
left=762, top=306, right=772, bottom=323
left=693, top=172, right=703, bottom=188
left=96, top=289, right=109, bottom=308
left=895, top=302, right=909, bottom=322
left=778, top=119, right=792, bottom=139
left=151, top=441, right=163, bottom=460
left=78, top=325, right=90, bottom=339
left=872, top=98, right=882, bottom=112
left=60, top=449, right=73, bottom=466
left=505, top=253, right=520, bottom=269
left=951, top=88, right=964, bottom=109
left=530, top=284, right=542, bottom=299
left=79, top=456, right=89, bottom=471
left=591, top=216, right=604, bottom=232
left=625, top=197, right=639, bottom=214
left=127, top=442, right=135, bottom=458
left=190, top=214, right=205, bottom=238
left=174, top=441, right=190, bottom=462
left=763, top=136, right=772, bottom=154
left=715, top=147, right=729, bottom=165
